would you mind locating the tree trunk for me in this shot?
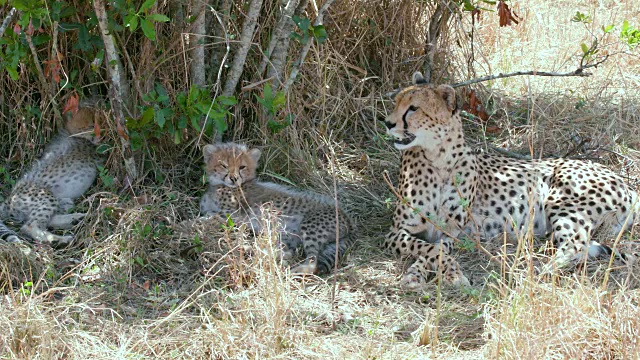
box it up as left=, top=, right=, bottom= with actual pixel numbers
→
left=221, top=0, right=264, bottom=97
left=93, top=0, right=137, bottom=180
left=190, top=0, right=206, bottom=88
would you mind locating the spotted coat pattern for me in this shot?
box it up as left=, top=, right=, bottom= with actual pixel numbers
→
left=199, top=143, right=354, bottom=275
left=383, top=72, right=638, bottom=288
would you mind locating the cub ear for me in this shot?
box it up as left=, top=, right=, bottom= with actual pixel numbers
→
left=435, top=85, right=457, bottom=112
left=203, top=144, right=216, bottom=163
left=248, top=148, right=261, bottom=164
left=412, top=71, right=428, bottom=85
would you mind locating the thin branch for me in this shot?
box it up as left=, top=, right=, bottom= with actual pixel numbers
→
left=221, top=0, right=264, bottom=97
left=449, top=59, right=607, bottom=88
left=283, top=0, right=335, bottom=92
left=24, top=31, right=63, bottom=124
left=208, top=0, right=232, bottom=87
left=384, top=56, right=611, bottom=98
left=203, top=1, right=232, bottom=143
left=0, top=7, right=17, bottom=37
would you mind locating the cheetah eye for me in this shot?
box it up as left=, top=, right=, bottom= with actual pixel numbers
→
left=240, top=165, right=247, bottom=170
left=219, top=163, right=228, bottom=169
left=408, top=105, right=418, bottom=112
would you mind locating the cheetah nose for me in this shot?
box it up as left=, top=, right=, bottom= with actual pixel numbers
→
left=228, top=175, right=238, bottom=184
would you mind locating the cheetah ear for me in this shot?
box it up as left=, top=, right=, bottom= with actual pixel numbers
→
left=436, top=84, right=457, bottom=112
left=203, top=144, right=216, bottom=163
left=412, top=71, right=428, bottom=85
left=248, top=148, right=261, bottom=164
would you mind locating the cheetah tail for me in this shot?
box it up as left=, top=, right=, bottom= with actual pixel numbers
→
left=315, top=234, right=355, bottom=275
left=0, top=220, right=21, bottom=243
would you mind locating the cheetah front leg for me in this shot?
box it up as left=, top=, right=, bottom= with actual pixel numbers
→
left=49, top=213, right=86, bottom=230
left=21, top=223, right=74, bottom=245
left=386, top=229, right=469, bottom=288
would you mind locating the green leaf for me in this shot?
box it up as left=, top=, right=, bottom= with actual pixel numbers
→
left=75, top=25, right=91, bottom=52
left=217, top=96, right=237, bottom=106
left=6, top=66, right=18, bottom=80
left=580, top=43, right=589, bottom=54
left=462, top=0, right=476, bottom=11
left=312, top=25, right=328, bottom=44
left=290, top=32, right=302, bottom=42
left=127, top=14, right=139, bottom=32
left=213, top=116, right=227, bottom=134
left=140, top=18, right=156, bottom=41
left=148, top=14, right=170, bottom=22
left=292, top=15, right=310, bottom=32
left=155, top=107, right=166, bottom=128
left=139, top=0, right=156, bottom=13
left=603, top=24, right=615, bottom=34
left=141, top=106, right=155, bottom=127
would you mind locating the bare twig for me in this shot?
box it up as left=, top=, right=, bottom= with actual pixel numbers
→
left=208, top=0, right=232, bottom=88
left=385, top=56, right=612, bottom=98
left=221, top=0, right=264, bottom=97
left=450, top=57, right=608, bottom=88
left=94, top=0, right=138, bottom=180
left=0, top=7, right=17, bottom=37
left=24, top=32, right=63, bottom=124
left=330, top=147, right=340, bottom=331
left=283, top=0, right=336, bottom=92
left=202, top=1, right=232, bottom=143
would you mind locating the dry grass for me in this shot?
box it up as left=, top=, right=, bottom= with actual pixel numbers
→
left=1, top=0, right=640, bottom=359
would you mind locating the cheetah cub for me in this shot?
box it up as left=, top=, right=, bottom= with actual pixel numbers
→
left=0, top=102, right=104, bottom=245
left=199, top=143, right=354, bottom=274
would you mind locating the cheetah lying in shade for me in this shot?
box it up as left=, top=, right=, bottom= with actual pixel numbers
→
left=0, top=101, right=104, bottom=245
left=199, top=142, right=354, bottom=275
left=382, top=72, right=639, bottom=289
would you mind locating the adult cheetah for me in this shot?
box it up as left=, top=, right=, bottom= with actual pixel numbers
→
left=382, top=72, right=638, bottom=288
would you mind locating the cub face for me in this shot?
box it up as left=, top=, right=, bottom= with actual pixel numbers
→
left=64, top=106, right=105, bottom=144
left=383, top=72, right=457, bottom=151
left=202, top=143, right=261, bottom=187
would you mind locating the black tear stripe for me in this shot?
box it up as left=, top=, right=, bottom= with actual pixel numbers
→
left=402, top=106, right=418, bottom=128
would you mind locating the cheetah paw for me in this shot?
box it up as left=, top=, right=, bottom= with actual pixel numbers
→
left=400, top=272, right=428, bottom=290
left=50, top=234, right=75, bottom=247
left=291, top=261, right=317, bottom=275
left=400, top=271, right=470, bottom=290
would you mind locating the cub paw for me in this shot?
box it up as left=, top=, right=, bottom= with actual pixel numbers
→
left=400, top=272, right=428, bottom=290
left=69, top=213, right=86, bottom=226
left=447, top=272, right=470, bottom=287
left=50, top=234, right=75, bottom=247
left=291, top=260, right=317, bottom=275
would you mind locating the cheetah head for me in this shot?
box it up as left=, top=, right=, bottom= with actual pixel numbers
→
left=202, top=143, right=261, bottom=187
left=384, top=72, right=458, bottom=151
left=64, top=104, right=106, bottom=144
